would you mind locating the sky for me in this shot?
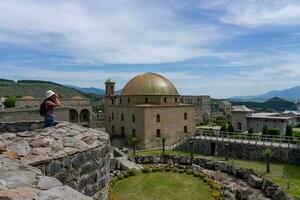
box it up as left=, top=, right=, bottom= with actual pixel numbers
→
left=1, top=0, right=300, bottom=98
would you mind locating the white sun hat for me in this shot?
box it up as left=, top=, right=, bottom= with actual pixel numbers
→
left=45, top=90, right=56, bottom=99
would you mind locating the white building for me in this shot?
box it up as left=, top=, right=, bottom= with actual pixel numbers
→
left=0, top=97, right=4, bottom=111
left=232, top=105, right=295, bottom=134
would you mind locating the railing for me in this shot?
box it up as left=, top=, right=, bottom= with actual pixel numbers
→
left=196, top=128, right=300, bottom=149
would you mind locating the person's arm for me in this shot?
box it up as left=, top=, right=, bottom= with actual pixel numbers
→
left=46, top=100, right=58, bottom=107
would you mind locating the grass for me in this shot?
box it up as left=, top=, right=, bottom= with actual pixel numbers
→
left=112, top=172, right=214, bottom=200
left=217, top=158, right=300, bottom=199
left=131, top=149, right=300, bottom=199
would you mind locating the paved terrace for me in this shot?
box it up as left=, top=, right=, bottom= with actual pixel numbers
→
left=195, top=129, right=300, bottom=149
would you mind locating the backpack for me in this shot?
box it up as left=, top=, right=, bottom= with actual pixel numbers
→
left=39, top=101, right=47, bottom=116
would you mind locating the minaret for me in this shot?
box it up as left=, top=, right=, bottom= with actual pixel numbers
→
left=104, top=79, right=116, bottom=134
left=105, top=79, right=115, bottom=96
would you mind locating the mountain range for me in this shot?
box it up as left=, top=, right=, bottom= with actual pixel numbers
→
left=67, top=85, right=122, bottom=95
left=231, top=85, right=300, bottom=102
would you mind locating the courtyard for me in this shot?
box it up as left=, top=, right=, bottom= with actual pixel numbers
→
left=111, top=172, right=214, bottom=200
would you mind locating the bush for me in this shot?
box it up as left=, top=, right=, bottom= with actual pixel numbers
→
left=248, top=128, right=254, bottom=134
left=262, top=125, right=268, bottom=135
left=268, top=128, right=280, bottom=136
left=227, top=123, right=234, bottom=133
left=3, top=97, right=15, bottom=108
left=128, top=168, right=139, bottom=176
left=117, top=173, right=125, bottom=180
left=186, top=169, right=193, bottom=175
left=172, top=167, right=179, bottom=173
left=143, top=166, right=151, bottom=173
left=286, top=125, right=293, bottom=137
left=211, top=190, right=221, bottom=200
left=220, top=123, right=227, bottom=134
left=165, top=167, right=171, bottom=172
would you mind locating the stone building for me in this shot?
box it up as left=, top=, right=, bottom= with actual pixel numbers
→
left=232, top=105, right=295, bottom=134
left=0, top=96, right=93, bottom=127
left=180, top=95, right=210, bottom=124
left=104, top=72, right=196, bottom=149
left=0, top=96, right=4, bottom=111
left=219, top=100, right=232, bottom=118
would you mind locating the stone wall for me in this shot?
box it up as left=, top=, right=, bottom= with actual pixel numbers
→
left=180, top=139, right=300, bottom=165
left=0, top=122, right=110, bottom=200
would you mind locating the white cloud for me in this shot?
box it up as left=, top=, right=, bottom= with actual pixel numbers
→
left=0, top=0, right=228, bottom=64
left=200, top=0, right=300, bottom=27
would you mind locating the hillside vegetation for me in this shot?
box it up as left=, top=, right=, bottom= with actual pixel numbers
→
left=231, top=97, right=297, bottom=112
left=0, top=79, right=90, bottom=98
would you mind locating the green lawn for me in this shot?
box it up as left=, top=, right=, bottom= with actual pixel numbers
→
left=112, top=172, right=214, bottom=200
left=131, top=149, right=300, bottom=199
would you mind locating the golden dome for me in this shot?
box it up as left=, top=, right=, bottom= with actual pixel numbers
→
left=121, top=72, right=179, bottom=96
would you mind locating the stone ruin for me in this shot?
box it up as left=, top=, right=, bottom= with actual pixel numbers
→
left=0, top=121, right=110, bottom=200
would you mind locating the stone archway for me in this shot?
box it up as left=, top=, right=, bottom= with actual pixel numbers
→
left=80, top=109, right=90, bottom=122
left=69, top=109, right=78, bottom=123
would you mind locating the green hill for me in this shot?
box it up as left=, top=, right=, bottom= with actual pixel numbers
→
left=231, top=97, right=297, bottom=112
left=0, top=79, right=93, bottom=98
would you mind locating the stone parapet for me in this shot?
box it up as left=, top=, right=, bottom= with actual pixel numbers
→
left=0, top=122, right=110, bottom=200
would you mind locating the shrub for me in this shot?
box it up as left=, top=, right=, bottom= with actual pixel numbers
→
left=227, top=123, right=234, bottom=133
left=165, top=167, right=171, bottom=172
left=178, top=169, right=185, bottom=173
left=193, top=172, right=201, bottom=177
left=117, top=173, right=125, bottom=180
left=248, top=128, right=254, bottom=134
left=3, top=97, right=15, bottom=108
left=285, top=125, right=293, bottom=137
left=268, top=128, right=280, bottom=136
left=262, top=125, right=268, bottom=135
left=186, top=169, right=193, bottom=175
left=172, top=167, right=179, bottom=173
left=128, top=168, right=139, bottom=176
left=143, top=166, right=151, bottom=173
left=211, top=190, right=221, bottom=200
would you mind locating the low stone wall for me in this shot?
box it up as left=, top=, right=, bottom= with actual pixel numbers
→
left=0, top=121, right=44, bottom=132
left=133, top=155, right=292, bottom=200
left=0, top=122, right=110, bottom=200
left=179, top=139, right=300, bottom=165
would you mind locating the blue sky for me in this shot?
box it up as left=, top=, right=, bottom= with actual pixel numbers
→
left=1, top=0, right=300, bottom=98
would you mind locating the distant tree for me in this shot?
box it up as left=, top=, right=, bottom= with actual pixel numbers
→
left=3, top=97, right=15, bottom=108
left=161, top=136, right=166, bottom=156
left=262, top=125, right=269, bottom=135
left=228, top=123, right=234, bottom=133
left=285, top=125, right=293, bottom=137
left=248, top=128, right=254, bottom=134
left=130, top=136, right=138, bottom=156
left=220, top=123, right=228, bottom=135
left=261, top=149, right=272, bottom=173
left=268, top=128, right=280, bottom=136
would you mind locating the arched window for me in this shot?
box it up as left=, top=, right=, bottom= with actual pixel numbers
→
left=80, top=109, right=90, bottom=122
left=112, top=99, right=114, bottom=105
left=109, top=116, right=111, bottom=122
left=119, top=98, right=122, bottom=104
left=112, top=125, right=115, bottom=134
left=184, top=112, right=187, bottom=120
left=112, top=112, right=114, bottom=120
left=69, top=109, right=78, bottom=123
left=121, top=113, right=124, bottom=121
left=175, top=98, right=178, bottom=103
left=156, top=114, right=160, bottom=123
left=132, top=114, right=135, bottom=123
left=128, top=98, right=131, bottom=104
left=238, top=122, right=242, bottom=130
left=145, top=97, right=148, bottom=103
left=156, top=129, right=161, bottom=137
left=121, top=126, right=125, bottom=136
left=132, top=129, right=136, bottom=137
left=184, top=126, right=188, bottom=133
left=164, top=97, right=167, bottom=103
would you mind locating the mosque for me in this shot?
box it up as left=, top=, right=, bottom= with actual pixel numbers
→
left=104, top=72, right=196, bottom=149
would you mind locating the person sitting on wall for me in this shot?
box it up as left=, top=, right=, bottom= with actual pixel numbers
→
left=43, top=90, right=61, bottom=128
